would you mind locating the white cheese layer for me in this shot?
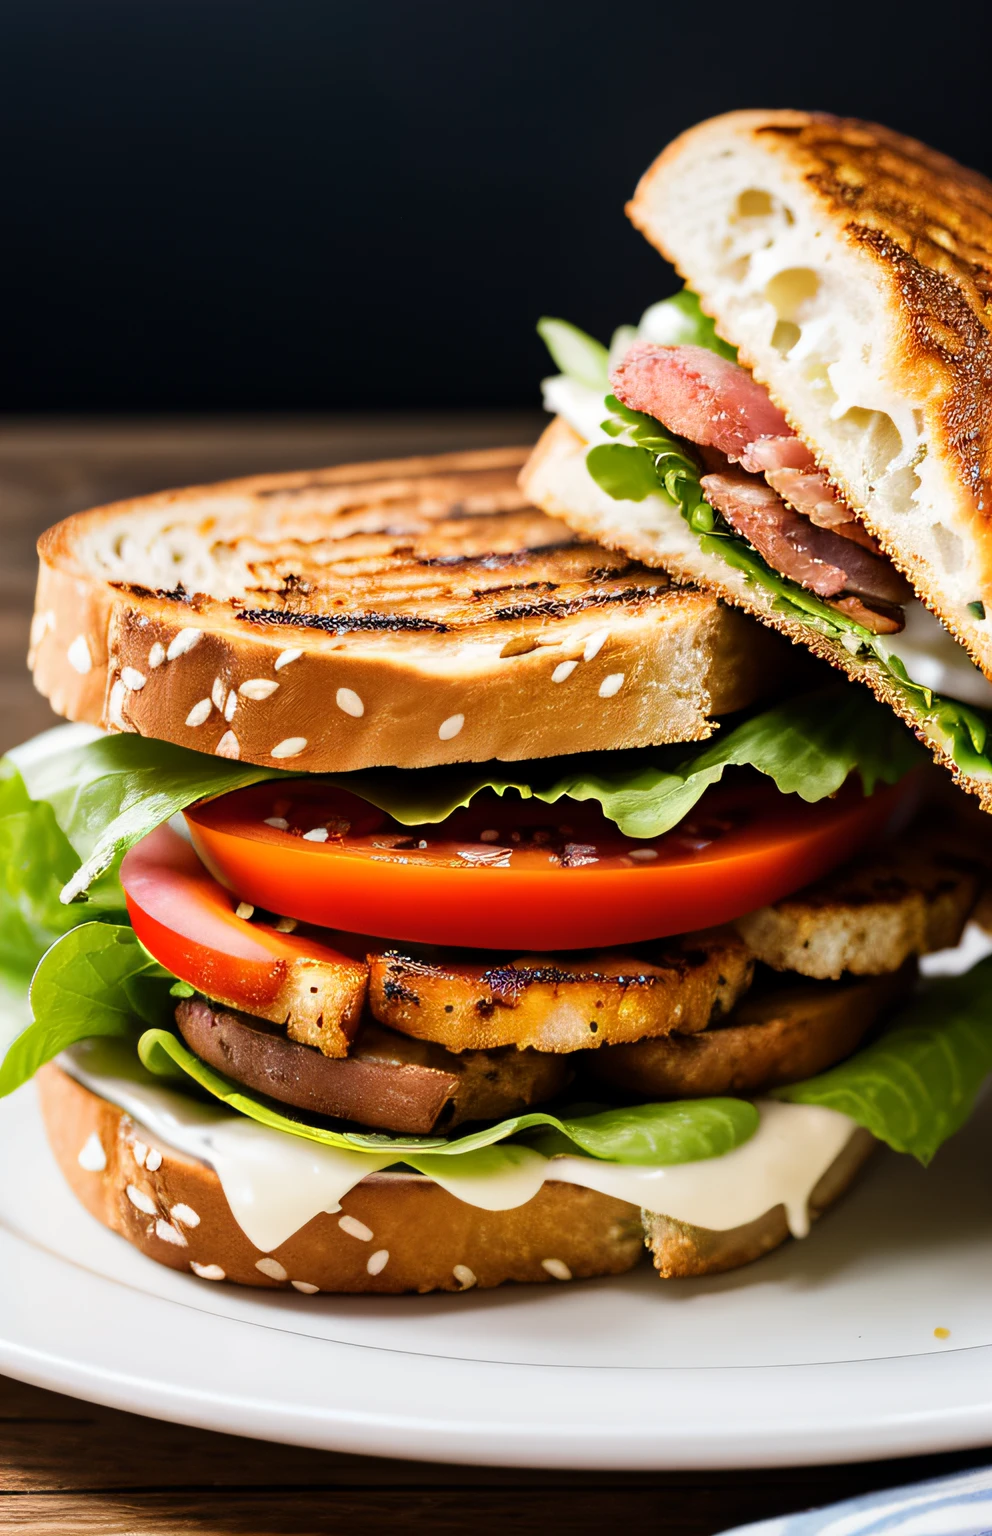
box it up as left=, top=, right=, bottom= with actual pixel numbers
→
left=60, top=1038, right=858, bottom=1252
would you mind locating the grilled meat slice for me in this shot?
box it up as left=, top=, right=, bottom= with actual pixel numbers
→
left=367, top=931, right=753, bottom=1052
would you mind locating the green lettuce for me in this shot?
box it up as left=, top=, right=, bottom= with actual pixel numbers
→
left=3, top=688, right=921, bottom=923
left=137, top=1024, right=758, bottom=1163
left=638, top=290, right=738, bottom=362
left=776, top=957, right=992, bottom=1164
left=537, top=317, right=610, bottom=391
left=0, top=923, right=173, bottom=1097
left=540, top=295, right=992, bottom=780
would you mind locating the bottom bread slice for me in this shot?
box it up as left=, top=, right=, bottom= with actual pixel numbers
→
left=38, top=1064, right=873, bottom=1291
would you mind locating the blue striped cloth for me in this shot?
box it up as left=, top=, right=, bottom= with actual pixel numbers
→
left=721, top=1466, right=992, bottom=1534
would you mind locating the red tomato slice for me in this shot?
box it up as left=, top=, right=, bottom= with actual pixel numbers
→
left=183, top=773, right=920, bottom=951
left=120, top=825, right=368, bottom=1055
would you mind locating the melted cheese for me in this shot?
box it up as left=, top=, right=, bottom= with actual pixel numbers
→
left=60, top=1039, right=858, bottom=1252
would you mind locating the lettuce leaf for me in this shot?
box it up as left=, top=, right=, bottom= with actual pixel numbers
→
left=0, top=923, right=174, bottom=1097
left=4, top=685, right=923, bottom=910
left=137, top=1024, right=758, bottom=1163
left=637, top=290, right=738, bottom=362
left=536, top=317, right=610, bottom=391
left=776, top=957, right=992, bottom=1164
left=0, top=762, right=106, bottom=988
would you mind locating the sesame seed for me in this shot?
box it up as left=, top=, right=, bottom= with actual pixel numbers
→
left=366, top=1249, right=389, bottom=1276
left=628, top=848, right=658, bottom=861
left=479, top=829, right=500, bottom=842
left=453, top=1264, right=477, bottom=1290
left=303, top=827, right=329, bottom=842
left=274, top=916, right=297, bottom=933
left=67, top=635, right=93, bottom=675
left=583, top=628, right=610, bottom=662
left=551, top=660, right=578, bottom=684
left=598, top=672, right=625, bottom=699
left=235, top=901, right=255, bottom=920
left=171, top=1203, right=200, bottom=1228
left=239, top=678, right=279, bottom=700
left=107, top=678, right=127, bottom=729
left=155, top=1218, right=188, bottom=1247
left=215, top=730, right=240, bottom=759
left=338, top=1214, right=373, bottom=1242
left=541, top=1257, right=572, bottom=1281
left=255, top=1257, right=288, bottom=1281
left=148, top=641, right=166, bottom=669
left=274, top=647, right=303, bottom=670
left=264, top=816, right=289, bottom=830
left=125, top=1184, right=156, bottom=1216
left=76, top=1132, right=106, bottom=1172
left=145, top=1148, right=163, bottom=1171
left=224, top=689, right=237, bottom=721
left=438, top=713, right=465, bottom=741
left=336, top=687, right=365, bottom=717
left=271, top=736, right=307, bottom=759
left=291, top=1280, right=320, bottom=1294
left=185, top=698, right=212, bottom=728
left=211, top=676, right=227, bottom=712
left=167, top=627, right=202, bottom=661
left=132, top=1141, right=148, bottom=1168
left=190, top=1262, right=225, bottom=1281
left=121, top=667, right=146, bottom=691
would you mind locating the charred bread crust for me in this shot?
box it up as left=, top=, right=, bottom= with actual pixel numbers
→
left=626, top=110, right=992, bottom=684
left=39, top=1064, right=873, bottom=1288
left=29, top=448, right=789, bottom=773
left=642, top=1128, right=876, bottom=1279
left=521, top=418, right=992, bottom=813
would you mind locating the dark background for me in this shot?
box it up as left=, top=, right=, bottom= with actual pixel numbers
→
left=1, top=0, right=987, bottom=413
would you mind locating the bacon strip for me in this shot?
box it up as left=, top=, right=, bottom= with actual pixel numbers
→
left=611, top=343, right=877, bottom=551
left=699, top=471, right=911, bottom=615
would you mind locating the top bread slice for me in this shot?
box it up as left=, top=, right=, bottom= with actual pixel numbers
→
left=30, top=447, right=788, bottom=773
left=627, top=109, right=992, bottom=680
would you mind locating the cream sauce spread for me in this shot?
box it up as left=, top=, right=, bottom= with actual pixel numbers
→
left=60, top=1039, right=858, bottom=1252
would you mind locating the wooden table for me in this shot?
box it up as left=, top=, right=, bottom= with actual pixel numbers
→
left=1, top=417, right=989, bottom=1535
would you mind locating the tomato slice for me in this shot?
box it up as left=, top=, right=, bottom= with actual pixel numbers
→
left=120, top=825, right=368, bottom=1056
left=183, top=773, right=920, bottom=951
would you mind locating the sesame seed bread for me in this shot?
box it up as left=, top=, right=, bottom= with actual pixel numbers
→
left=520, top=418, right=992, bottom=809
left=30, top=447, right=789, bottom=774
left=628, top=111, right=992, bottom=686
left=39, top=1063, right=873, bottom=1289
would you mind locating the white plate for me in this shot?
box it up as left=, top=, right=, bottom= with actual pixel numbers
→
left=3, top=1066, right=992, bottom=1470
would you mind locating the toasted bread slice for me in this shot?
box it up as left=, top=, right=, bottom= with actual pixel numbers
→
left=736, top=817, right=985, bottom=979
left=643, top=1127, right=876, bottom=1279
left=626, top=111, right=992, bottom=685
left=30, top=448, right=789, bottom=773
left=41, top=1064, right=870, bottom=1288
left=590, top=968, right=912, bottom=1099
left=520, top=417, right=992, bottom=811
left=366, top=930, right=753, bottom=1052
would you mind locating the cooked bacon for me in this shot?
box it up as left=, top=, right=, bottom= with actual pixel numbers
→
left=611, top=343, right=882, bottom=551
left=700, top=471, right=910, bottom=616
left=764, top=469, right=884, bottom=554
left=611, top=343, right=793, bottom=468
left=827, top=596, right=904, bottom=636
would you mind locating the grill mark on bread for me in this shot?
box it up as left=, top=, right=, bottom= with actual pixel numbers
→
left=234, top=608, right=451, bottom=634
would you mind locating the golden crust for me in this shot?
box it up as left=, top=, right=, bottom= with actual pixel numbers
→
left=631, top=110, right=992, bottom=571
left=30, top=447, right=789, bottom=772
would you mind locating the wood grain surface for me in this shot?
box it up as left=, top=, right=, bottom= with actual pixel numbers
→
left=1, top=416, right=990, bottom=1535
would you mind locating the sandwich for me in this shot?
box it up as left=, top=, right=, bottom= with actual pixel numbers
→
left=521, top=109, right=992, bottom=808
left=2, top=446, right=992, bottom=1295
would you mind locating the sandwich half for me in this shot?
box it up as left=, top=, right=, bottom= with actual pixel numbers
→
left=521, top=110, right=992, bottom=808
left=4, top=448, right=992, bottom=1294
